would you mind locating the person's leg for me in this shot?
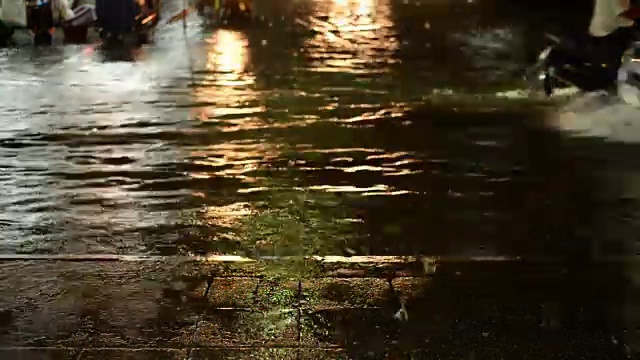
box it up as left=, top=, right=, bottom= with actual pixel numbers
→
left=33, top=30, right=53, bottom=45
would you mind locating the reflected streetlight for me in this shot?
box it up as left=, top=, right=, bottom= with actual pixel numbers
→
left=189, top=29, right=271, bottom=184
left=193, top=29, right=261, bottom=121
left=328, top=0, right=375, bottom=31
left=305, top=0, right=397, bottom=73
left=204, top=29, right=252, bottom=86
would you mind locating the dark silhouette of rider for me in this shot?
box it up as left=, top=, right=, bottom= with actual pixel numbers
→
left=546, top=0, right=638, bottom=91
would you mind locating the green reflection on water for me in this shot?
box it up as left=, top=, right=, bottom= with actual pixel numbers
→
left=237, top=176, right=361, bottom=279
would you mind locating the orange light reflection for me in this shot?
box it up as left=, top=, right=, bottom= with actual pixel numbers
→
left=192, top=29, right=264, bottom=124
left=305, top=0, right=398, bottom=74
left=189, top=30, right=273, bottom=229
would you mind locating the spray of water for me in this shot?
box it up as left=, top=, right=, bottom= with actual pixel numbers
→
left=549, top=91, right=640, bottom=143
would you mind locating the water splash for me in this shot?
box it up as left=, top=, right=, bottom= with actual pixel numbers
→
left=550, top=91, right=640, bottom=143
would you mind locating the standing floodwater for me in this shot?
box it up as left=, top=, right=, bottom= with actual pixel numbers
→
left=0, top=0, right=639, bottom=358
left=0, top=0, right=543, bottom=255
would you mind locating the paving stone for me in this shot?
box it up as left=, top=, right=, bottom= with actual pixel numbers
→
left=300, top=349, right=436, bottom=359
left=302, top=278, right=393, bottom=309
left=319, top=258, right=426, bottom=278
left=297, top=263, right=622, bottom=353
left=298, top=349, right=348, bottom=359
left=190, top=348, right=399, bottom=360
left=79, top=349, right=187, bottom=360
left=0, top=258, right=630, bottom=357
left=0, top=260, right=210, bottom=348
left=301, top=307, right=399, bottom=348
left=193, top=308, right=299, bottom=347
left=299, top=277, right=401, bottom=347
left=205, top=278, right=299, bottom=310
left=401, top=338, right=627, bottom=360
left=390, top=277, right=430, bottom=303
left=189, top=348, right=298, bottom=359
left=206, top=278, right=260, bottom=309
left=255, top=279, right=300, bottom=310
left=0, top=348, right=79, bottom=360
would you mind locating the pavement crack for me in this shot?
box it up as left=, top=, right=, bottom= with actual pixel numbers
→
left=296, top=279, right=303, bottom=360
left=74, top=349, right=84, bottom=360
left=185, top=275, right=214, bottom=360
left=251, top=277, right=261, bottom=306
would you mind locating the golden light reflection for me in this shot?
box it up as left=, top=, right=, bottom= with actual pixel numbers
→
left=237, top=184, right=416, bottom=196
left=185, top=18, right=416, bottom=230
left=304, top=0, right=398, bottom=74
left=187, top=141, right=281, bottom=233
left=202, top=202, right=254, bottom=228
left=199, top=104, right=411, bottom=133
left=189, top=141, right=282, bottom=181
left=192, top=29, right=264, bottom=126
left=189, top=29, right=275, bottom=227
left=206, top=29, right=248, bottom=77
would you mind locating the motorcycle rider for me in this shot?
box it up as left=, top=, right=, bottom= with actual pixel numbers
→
left=544, top=0, right=638, bottom=91
left=589, top=0, right=635, bottom=70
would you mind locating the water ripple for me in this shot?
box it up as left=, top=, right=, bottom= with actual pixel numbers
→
left=0, top=0, right=602, bottom=260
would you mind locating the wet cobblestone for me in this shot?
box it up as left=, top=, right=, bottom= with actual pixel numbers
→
left=0, top=258, right=630, bottom=358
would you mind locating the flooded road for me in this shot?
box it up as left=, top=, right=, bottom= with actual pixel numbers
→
left=3, top=0, right=640, bottom=357
left=0, top=0, right=554, bottom=256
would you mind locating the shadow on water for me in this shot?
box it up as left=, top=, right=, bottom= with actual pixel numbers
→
left=293, top=103, right=640, bottom=358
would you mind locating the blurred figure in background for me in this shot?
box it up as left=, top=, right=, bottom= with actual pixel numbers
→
left=196, top=0, right=252, bottom=23
left=51, top=0, right=76, bottom=24
left=52, top=0, right=97, bottom=43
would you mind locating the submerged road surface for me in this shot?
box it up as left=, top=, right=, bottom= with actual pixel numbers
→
left=0, top=0, right=546, bottom=256
left=1, top=0, right=640, bottom=358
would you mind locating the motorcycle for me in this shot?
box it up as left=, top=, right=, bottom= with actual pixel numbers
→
left=528, top=12, right=640, bottom=107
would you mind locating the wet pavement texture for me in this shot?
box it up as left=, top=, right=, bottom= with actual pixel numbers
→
left=0, top=258, right=632, bottom=359
left=2, top=0, right=640, bottom=358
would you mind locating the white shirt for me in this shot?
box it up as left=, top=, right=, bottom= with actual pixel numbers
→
left=51, top=0, right=75, bottom=24
left=589, top=0, right=634, bottom=37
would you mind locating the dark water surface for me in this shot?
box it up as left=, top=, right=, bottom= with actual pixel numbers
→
left=0, top=0, right=555, bottom=256
left=2, top=0, right=640, bottom=356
